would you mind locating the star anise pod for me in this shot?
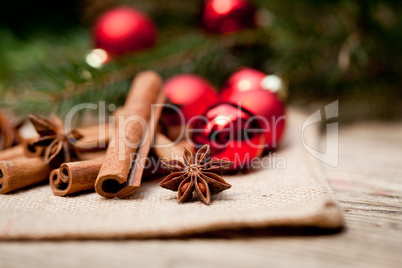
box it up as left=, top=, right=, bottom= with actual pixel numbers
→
left=159, top=145, right=233, bottom=205
left=28, top=114, right=83, bottom=168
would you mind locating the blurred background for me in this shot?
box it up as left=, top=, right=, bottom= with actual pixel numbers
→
left=0, top=0, right=401, bottom=122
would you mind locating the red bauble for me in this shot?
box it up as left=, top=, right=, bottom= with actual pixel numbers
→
left=202, top=0, right=256, bottom=34
left=163, top=74, right=220, bottom=125
left=227, top=90, right=285, bottom=150
left=192, top=103, right=265, bottom=170
left=221, top=67, right=266, bottom=101
left=94, top=7, right=157, bottom=56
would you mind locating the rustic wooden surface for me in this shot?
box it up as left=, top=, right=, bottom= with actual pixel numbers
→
left=0, top=121, right=401, bottom=267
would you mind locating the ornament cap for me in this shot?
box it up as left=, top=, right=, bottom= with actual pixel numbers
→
left=261, top=74, right=288, bottom=101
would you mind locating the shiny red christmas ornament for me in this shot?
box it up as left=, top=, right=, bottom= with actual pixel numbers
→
left=228, top=90, right=285, bottom=150
left=192, top=103, right=265, bottom=170
left=163, top=74, right=220, bottom=126
left=220, top=67, right=266, bottom=101
left=93, top=7, right=157, bottom=56
left=202, top=0, right=256, bottom=34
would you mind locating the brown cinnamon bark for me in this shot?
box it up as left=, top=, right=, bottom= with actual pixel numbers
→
left=49, top=168, right=62, bottom=188
left=0, top=158, right=52, bottom=194
left=50, top=142, right=211, bottom=201
left=0, top=110, right=16, bottom=151
left=153, top=133, right=194, bottom=162
left=49, top=150, right=105, bottom=196
left=50, top=133, right=189, bottom=197
left=51, top=160, right=103, bottom=196
left=78, top=150, right=106, bottom=161
left=95, top=71, right=165, bottom=198
left=142, top=135, right=189, bottom=178
left=73, top=123, right=111, bottom=153
left=0, top=144, right=25, bottom=161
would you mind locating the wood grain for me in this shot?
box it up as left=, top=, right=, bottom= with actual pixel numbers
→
left=0, top=121, right=401, bottom=267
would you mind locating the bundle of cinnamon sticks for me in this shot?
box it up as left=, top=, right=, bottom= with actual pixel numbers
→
left=0, top=71, right=190, bottom=197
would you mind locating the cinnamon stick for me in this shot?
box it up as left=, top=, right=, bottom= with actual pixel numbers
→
left=73, top=123, right=111, bottom=153
left=0, top=110, right=16, bottom=151
left=49, top=168, right=62, bottom=189
left=49, top=150, right=104, bottom=196
left=51, top=160, right=103, bottom=196
left=153, top=133, right=194, bottom=162
left=95, top=71, right=165, bottom=198
left=50, top=133, right=189, bottom=197
left=0, top=158, right=52, bottom=194
left=0, top=144, right=25, bottom=161
left=142, top=135, right=189, bottom=178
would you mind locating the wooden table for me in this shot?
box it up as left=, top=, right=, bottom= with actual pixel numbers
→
left=1, top=121, right=401, bottom=267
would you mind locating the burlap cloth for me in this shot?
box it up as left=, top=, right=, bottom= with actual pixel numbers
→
left=0, top=109, right=343, bottom=240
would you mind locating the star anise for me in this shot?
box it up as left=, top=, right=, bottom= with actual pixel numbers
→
left=159, top=145, right=233, bottom=205
left=28, top=114, right=83, bottom=168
